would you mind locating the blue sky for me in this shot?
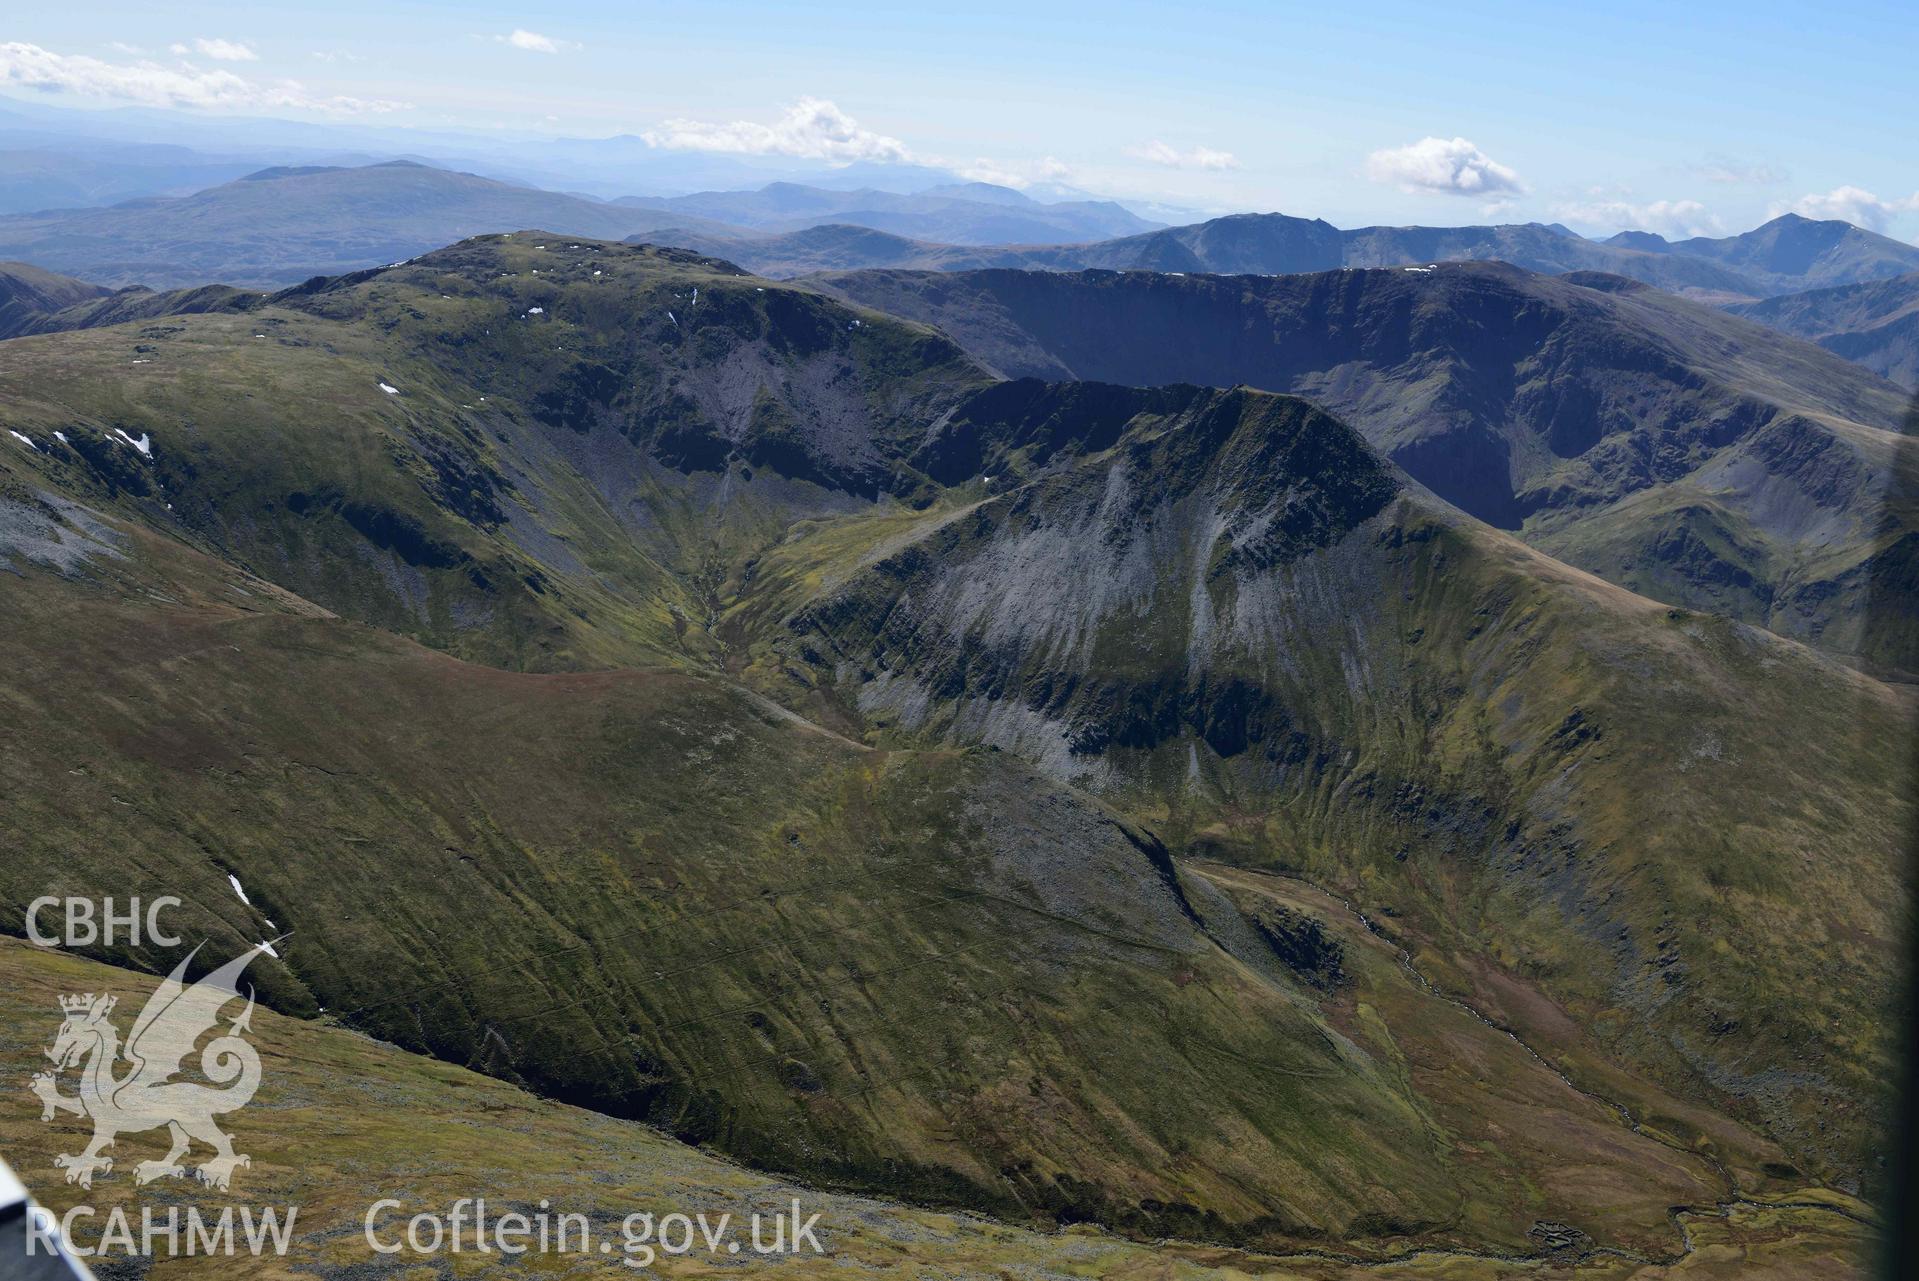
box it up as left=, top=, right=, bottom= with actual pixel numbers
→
left=3, top=1, right=1915, bottom=238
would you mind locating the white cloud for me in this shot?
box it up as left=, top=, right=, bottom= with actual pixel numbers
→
left=1695, top=159, right=1785, bottom=186
left=0, top=42, right=407, bottom=114
left=1366, top=136, right=1524, bottom=197
left=496, top=29, right=566, bottom=54
left=643, top=97, right=911, bottom=164
left=189, top=37, right=258, bottom=62
left=1129, top=141, right=1239, bottom=171
left=1772, top=185, right=1919, bottom=232
left=1556, top=198, right=1722, bottom=238
left=106, top=42, right=147, bottom=56
left=953, top=155, right=1073, bottom=189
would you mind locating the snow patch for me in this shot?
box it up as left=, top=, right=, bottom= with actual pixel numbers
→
left=227, top=873, right=252, bottom=905
left=8, top=430, right=36, bottom=450
left=527, top=306, right=544, bottom=315
left=113, top=429, right=152, bottom=457
left=378, top=382, right=400, bottom=395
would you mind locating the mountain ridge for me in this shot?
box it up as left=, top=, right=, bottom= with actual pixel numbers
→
left=1731, top=270, right=1919, bottom=390
left=613, top=178, right=1161, bottom=244
left=642, top=211, right=1919, bottom=298
left=813, top=259, right=1918, bottom=672
left=0, top=163, right=752, bottom=288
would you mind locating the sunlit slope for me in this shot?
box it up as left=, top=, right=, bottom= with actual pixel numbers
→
left=0, top=236, right=991, bottom=670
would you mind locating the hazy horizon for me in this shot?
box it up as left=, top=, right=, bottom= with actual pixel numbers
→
left=3, top=0, right=1915, bottom=243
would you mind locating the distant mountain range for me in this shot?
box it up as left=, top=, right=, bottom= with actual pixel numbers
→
left=0, top=161, right=755, bottom=288
left=613, top=179, right=1161, bottom=244
left=0, top=143, right=285, bottom=215
left=650, top=211, right=1919, bottom=301
left=1607, top=217, right=1919, bottom=294
left=3, top=145, right=1915, bottom=314
left=0, top=161, right=1159, bottom=289
left=1729, top=271, right=1919, bottom=389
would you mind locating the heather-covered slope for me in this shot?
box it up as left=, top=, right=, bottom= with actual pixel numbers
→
left=816, top=261, right=1917, bottom=670
left=2, top=487, right=1806, bottom=1260
left=0, top=941, right=1874, bottom=1279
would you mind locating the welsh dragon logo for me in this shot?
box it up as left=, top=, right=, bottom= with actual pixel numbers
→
left=28, top=942, right=273, bottom=1191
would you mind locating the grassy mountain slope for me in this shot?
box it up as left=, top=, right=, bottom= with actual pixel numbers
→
left=0, top=234, right=1904, bottom=1263
left=1731, top=271, right=1919, bottom=390
left=0, top=162, right=748, bottom=289
left=0, top=940, right=1873, bottom=1279
left=0, top=236, right=991, bottom=670
left=757, top=377, right=1909, bottom=1195
left=813, top=262, right=1917, bottom=671
left=0, top=493, right=1791, bottom=1261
